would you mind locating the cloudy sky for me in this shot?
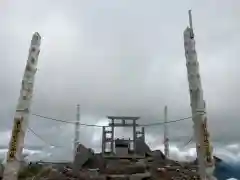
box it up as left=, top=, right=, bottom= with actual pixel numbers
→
left=0, top=0, right=239, bottom=162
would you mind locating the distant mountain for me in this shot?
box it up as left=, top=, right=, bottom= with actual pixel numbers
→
left=192, top=156, right=240, bottom=180
left=214, top=160, right=240, bottom=180
left=207, top=156, right=240, bottom=180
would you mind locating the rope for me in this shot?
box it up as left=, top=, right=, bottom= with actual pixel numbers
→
left=31, top=113, right=103, bottom=127
left=31, top=113, right=193, bottom=127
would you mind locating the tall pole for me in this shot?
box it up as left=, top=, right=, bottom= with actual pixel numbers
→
left=102, top=126, right=106, bottom=153
left=141, top=127, right=145, bottom=142
left=74, top=104, right=80, bottom=159
left=3, top=32, right=41, bottom=180
left=111, top=119, right=114, bottom=154
left=184, top=10, right=215, bottom=180
left=163, top=106, right=169, bottom=158
left=133, top=120, right=137, bottom=153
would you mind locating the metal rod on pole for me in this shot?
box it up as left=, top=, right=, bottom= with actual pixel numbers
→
left=188, top=10, right=193, bottom=30
left=188, top=10, right=194, bottom=38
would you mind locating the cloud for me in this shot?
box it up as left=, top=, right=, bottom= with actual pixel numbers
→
left=1, top=119, right=240, bottom=163
left=0, top=131, right=11, bottom=146
left=0, top=148, right=43, bottom=163
left=0, top=0, right=240, bottom=162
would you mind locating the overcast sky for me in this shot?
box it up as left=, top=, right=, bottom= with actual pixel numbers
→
left=0, top=0, right=239, bottom=162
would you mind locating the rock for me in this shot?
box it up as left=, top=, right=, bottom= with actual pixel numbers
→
left=106, top=164, right=146, bottom=175
left=150, top=150, right=165, bottom=160
left=73, top=144, right=94, bottom=172
left=129, top=172, right=151, bottom=180
left=88, top=168, right=100, bottom=177
left=118, top=159, right=131, bottom=164
left=90, top=175, right=106, bottom=180
left=48, top=169, right=63, bottom=180
left=106, top=174, right=129, bottom=180
left=135, top=139, right=151, bottom=156
left=0, top=164, right=4, bottom=178
left=83, top=154, right=105, bottom=171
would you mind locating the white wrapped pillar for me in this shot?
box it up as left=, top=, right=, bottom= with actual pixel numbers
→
left=3, top=32, right=41, bottom=180
left=184, top=11, right=215, bottom=180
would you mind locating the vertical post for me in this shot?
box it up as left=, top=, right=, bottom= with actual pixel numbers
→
left=3, top=32, right=41, bottom=180
left=111, top=119, right=114, bottom=154
left=164, top=106, right=169, bottom=158
left=141, top=127, right=145, bottom=142
left=184, top=10, right=215, bottom=180
left=73, top=104, right=80, bottom=160
left=133, top=120, right=136, bottom=153
left=102, top=126, right=106, bottom=154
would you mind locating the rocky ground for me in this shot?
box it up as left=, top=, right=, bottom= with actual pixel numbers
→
left=11, top=156, right=200, bottom=180
left=0, top=142, right=201, bottom=180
